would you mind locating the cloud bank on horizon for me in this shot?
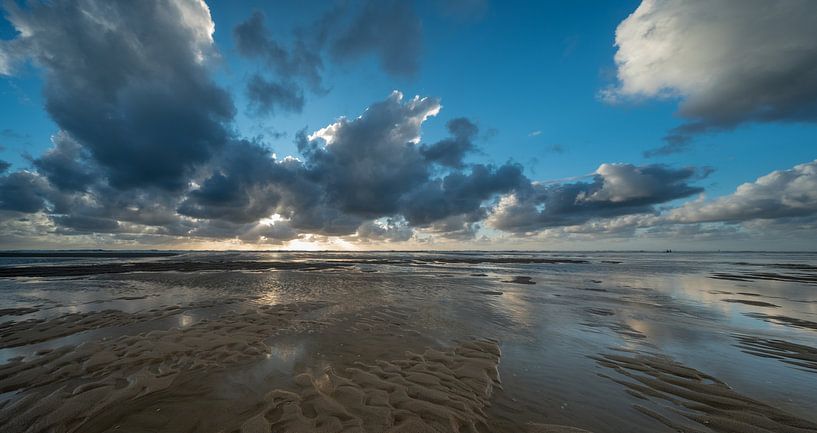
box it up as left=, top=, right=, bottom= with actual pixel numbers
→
left=0, top=0, right=816, bottom=250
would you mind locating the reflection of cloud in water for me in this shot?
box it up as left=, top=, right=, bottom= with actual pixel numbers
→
left=268, top=342, right=301, bottom=363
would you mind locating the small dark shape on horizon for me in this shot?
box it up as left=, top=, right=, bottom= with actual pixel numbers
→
left=504, top=276, right=535, bottom=285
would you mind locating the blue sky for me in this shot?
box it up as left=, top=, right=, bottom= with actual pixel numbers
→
left=1, top=0, right=816, bottom=250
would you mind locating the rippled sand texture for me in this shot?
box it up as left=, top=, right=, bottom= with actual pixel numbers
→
left=0, top=251, right=816, bottom=432
left=594, top=352, right=817, bottom=433
left=240, top=340, right=501, bottom=433
left=1, top=303, right=325, bottom=432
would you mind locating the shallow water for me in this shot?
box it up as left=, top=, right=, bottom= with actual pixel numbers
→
left=1, top=251, right=816, bottom=432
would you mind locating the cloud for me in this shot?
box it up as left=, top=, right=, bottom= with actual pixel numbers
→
left=233, top=9, right=324, bottom=115
left=607, top=0, right=817, bottom=142
left=668, top=159, right=817, bottom=223
left=545, top=144, right=565, bottom=154
left=528, top=130, right=542, bottom=137
left=233, top=11, right=324, bottom=90
left=0, top=160, right=9, bottom=173
left=487, top=163, right=705, bottom=233
left=32, top=132, right=96, bottom=192
left=329, top=0, right=423, bottom=77
left=419, top=117, right=479, bottom=168
left=234, top=0, right=424, bottom=116
left=642, top=139, right=690, bottom=158
left=245, top=74, right=305, bottom=115
left=1, top=0, right=234, bottom=191
left=298, top=91, right=440, bottom=218
left=401, top=163, right=528, bottom=227
left=0, top=171, right=51, bottom=213
left=356, top=218, right=413, bottom=242
left=179, top=92, right=524, bottom=239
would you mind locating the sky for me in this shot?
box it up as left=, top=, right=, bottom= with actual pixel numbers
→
left=0, top=0, right=815, bottom=251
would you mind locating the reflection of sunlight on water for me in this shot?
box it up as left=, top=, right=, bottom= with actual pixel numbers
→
left=489, top=287, right=534, bottom=327
left=258, top=290, right=280, bottom=305
left=178, top=314, right=194, bottom=328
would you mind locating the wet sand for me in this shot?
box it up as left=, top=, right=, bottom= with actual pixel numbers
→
left=1, top=251, right=816, bottom=432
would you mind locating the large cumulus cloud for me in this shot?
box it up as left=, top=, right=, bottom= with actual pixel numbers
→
left=605, top=0, right=817, bottom=152
left=182, top=91, right=525, bottom=239
left=1, top=0, right=234, bottom=190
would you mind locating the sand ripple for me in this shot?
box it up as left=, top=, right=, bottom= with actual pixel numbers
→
left=238, top=339, right=501, bottom=433
left=0, top=302, right=326, bottom=433
left=594, top=352, right=817, bottom=432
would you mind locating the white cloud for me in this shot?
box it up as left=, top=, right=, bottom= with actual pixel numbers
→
left=605, top=0, right=817, bottom=133
left=668, top=159, right=817, bottom=223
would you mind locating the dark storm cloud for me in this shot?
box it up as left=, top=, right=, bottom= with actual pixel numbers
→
left=245, top=74, right=305, bottom=115
left=177, top=140, right=288, bottom=224
left=419, top=118, right=479, bottom=168
left=401, top=163, right=528, bottom=226
left=488, top=164, right=705, bottom=233
left=1, top=0, right=234, bottom=191
left=609, top=0, right=817, bottom=145
left=0, top=160, right=9, bottom=173
left=0, top=171, right=50, bottom=213
left=32, top=133, right=95, bottom=192
left=296, top=92, right=439, bottom=218
left=53, top=215, right=120, bottom=234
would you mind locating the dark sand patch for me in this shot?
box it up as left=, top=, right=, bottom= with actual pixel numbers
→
left=428, top=257, right=587, bottom=265
left=593, top=352, right=817, bottom=432
left=470, top=273, right=488, bottom=277
left=0, top=260, right=355, bottom=278
left=734, top=334, right=817, bottom=372
left=526, top=424, right=593, bottom=432
left=0, top=307, right=39, bottom=316
left=0, top=251, right=179, bottom=258
left=711, top=271, right=817, bottom=285
left=476, top=290, right=504, bottom=296
left=569, top=286, right=608, bottom=293
left=585, top=308, right=615, bottom=317
left=722, top=298, right=780, bottom=308
left=504, top=276, right=536, bottom=285
left=744, top=312, right=817, bottom=331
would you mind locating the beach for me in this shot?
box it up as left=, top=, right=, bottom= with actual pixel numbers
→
left=1, top=251, right=816, bottom=432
